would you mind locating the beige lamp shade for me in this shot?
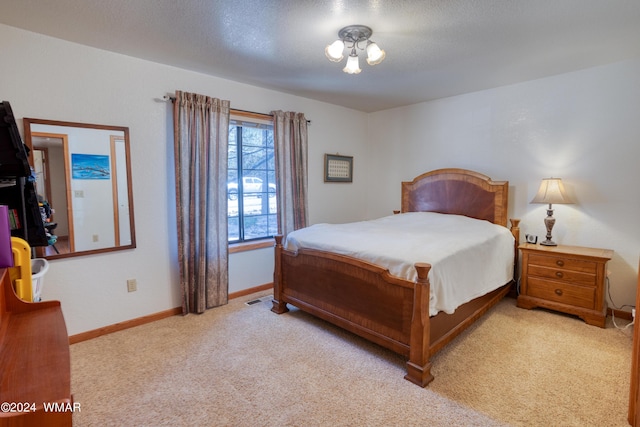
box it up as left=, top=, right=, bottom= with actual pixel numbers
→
left=531, top=178, right=573, bottom=205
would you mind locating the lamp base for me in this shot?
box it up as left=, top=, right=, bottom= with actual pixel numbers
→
left=541, top=207, right=558, bottom=246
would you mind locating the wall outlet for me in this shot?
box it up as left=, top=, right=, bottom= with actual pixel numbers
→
left=92, top=234, right=99, bottom=242
left=127, top=279, right=137, bottom=292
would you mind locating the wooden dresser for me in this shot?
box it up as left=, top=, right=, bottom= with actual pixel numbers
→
left=517, top=243, right=613, bottom=328
left=0, top=268, right=73, bottom=426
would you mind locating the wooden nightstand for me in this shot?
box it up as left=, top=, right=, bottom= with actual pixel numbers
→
left=517, top=243, right=613, bottom=328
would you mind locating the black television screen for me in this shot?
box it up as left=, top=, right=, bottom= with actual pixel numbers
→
left=0, top=101, right=47, bottom=247
left=0, top=101, right=31, bottom=178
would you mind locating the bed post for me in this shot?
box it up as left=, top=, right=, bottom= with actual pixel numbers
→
left=405, top=262, right=434, bottom=387
left=271, top=235, right=289, bottom=314
left=510, top=218, right=521, bottom=284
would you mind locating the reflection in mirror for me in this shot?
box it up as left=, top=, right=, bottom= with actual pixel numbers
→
left=23, top=118, right=136, bottom=259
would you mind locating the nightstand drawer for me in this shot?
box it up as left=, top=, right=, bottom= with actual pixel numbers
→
left=527, top=277, right=596, bottom=309
left=528, top=254, right=597, bottom=274
left=527, top=265, right=596, bottom=287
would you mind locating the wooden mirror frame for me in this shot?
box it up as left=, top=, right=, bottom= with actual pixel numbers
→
left=23, top=118, right=136, bottom=259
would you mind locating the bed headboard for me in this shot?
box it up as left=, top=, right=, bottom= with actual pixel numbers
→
left=401, top=168, right=509, bottom=226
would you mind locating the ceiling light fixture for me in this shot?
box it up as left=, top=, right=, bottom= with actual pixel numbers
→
left=325, top=25, right=386, bottom=74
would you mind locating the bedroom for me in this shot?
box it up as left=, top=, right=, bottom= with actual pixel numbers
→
left=0, top=0, right=639, bottom=424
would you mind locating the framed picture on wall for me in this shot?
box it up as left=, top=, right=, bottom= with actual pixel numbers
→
left=324, top=154, right=353, bottom=183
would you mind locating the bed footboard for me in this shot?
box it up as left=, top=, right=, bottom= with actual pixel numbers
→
left=271, top=235, right=435, bottom=386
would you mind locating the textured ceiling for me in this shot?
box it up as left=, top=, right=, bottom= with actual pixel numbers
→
left=1, top=0, right=640, bottom=112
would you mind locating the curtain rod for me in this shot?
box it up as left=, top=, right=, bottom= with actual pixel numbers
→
left=162, top=96, right=311, bottom=124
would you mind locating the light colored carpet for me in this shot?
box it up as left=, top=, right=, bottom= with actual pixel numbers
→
left=70, top=293, right=633, bottom=426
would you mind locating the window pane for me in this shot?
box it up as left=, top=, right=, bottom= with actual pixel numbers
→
left=228, top=126, right=237, bottom=144
left=228, top=144, right=238, bottom=169
left=266, top=130, right=274, bottom=147
left=244, top=214, right=269, bottom=240
left=242, top=127, right=266, bottom=147
left=266, top=169, right=276, bottom=190
left=242, top=146, right=266, bottom=170
left=266, top=147, right=275, bottom=170
left=268, top=213, right=278, bottom=236
left=228, top=216, right=239, bottom=242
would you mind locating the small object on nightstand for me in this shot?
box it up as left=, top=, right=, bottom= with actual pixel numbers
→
left=517, top=243, right=613, bottom=328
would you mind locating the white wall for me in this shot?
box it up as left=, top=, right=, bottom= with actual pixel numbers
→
left=0, top=24, right=368, bottom=335
left=3, top=22, right=638, bottom=335
left=367, top=58, right=640, bottom=310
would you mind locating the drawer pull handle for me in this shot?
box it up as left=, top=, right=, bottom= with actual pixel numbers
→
left=556, top=260, right=565, bottom=267
left=555, top=289, right=563, bottom=296
left=555, top=272, right=564, bottom=278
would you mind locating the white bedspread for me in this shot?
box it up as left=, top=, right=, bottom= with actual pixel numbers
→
left=284, top=212, right=514, bottom=316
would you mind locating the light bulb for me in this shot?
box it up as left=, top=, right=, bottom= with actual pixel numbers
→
left=343, top=52, right=361, bottom=74
left=325, top=40, right=344, bottom=62
left=366, top=41, right=386, bottom=65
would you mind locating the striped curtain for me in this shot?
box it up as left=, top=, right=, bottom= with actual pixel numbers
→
left=272, top=110, right=309, bottom=236
left=173, top=91, right=230, bottom=314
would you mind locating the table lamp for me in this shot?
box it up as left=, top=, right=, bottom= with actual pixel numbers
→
left=530, top=178, right=573, bottom=246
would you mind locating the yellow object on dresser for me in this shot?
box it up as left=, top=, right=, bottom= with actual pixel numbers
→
left=517, top=243, right=613, bottom=328
left=8, top=236, right=33, bottom=301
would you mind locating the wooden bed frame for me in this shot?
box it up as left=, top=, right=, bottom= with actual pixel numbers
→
left=271, top=168, right=520, bottom=387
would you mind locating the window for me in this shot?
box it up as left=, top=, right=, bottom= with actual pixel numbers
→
left=227, top=112, right=277, bottom=242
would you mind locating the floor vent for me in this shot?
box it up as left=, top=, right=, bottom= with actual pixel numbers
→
left=245, top=296, right=272, bottom=306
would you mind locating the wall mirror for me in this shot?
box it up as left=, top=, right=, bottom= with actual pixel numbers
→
left=23, top=118, right=136, bottom=259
